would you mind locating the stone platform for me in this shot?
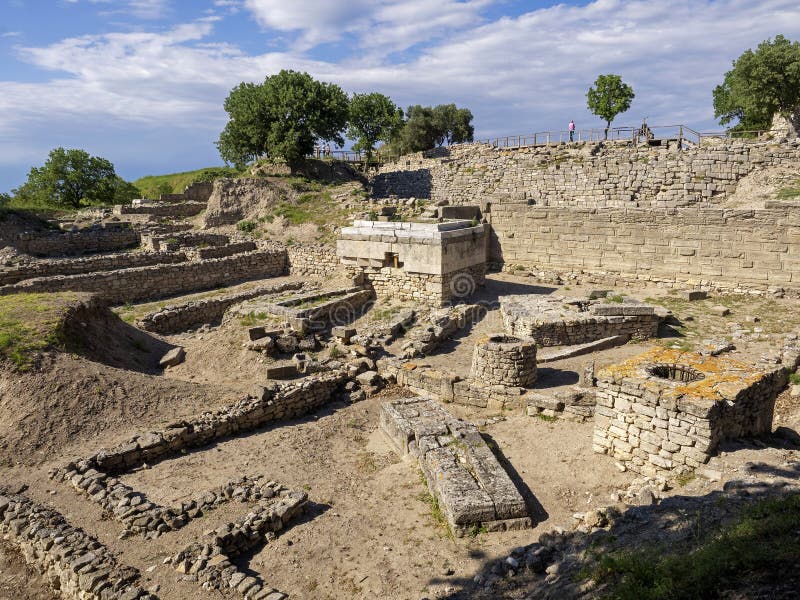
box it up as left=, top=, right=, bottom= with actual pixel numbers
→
left=380, top=397, right=530, bottom=536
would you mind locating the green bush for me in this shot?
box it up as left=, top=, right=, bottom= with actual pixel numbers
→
left=237, top=220, right=257, bottom=233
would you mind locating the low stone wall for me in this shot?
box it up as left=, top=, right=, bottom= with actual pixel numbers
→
left=50, top=371, right=347, bottom=537
left=157, top=181, right=213, bottom=203
left=141, top=232, right=229, bottom=252
left=13, top=223, right=140, bottom=257
left=379, top=358, right=529, bottom=411
left=170, top=483, right=304, bottom=600
left=381, top=397, right=530, bottom=536
left=471, top=334, right=537, bottom=387
left=0, top=251, right=187, bottom=285
left=399, top=303, right=485, bottom=357
left=0, top=249, right=288, bottom=303
left=188, top=241, right=256, bottom=260
left=0, top=489, right=155, bottom=600
left=501, top=296, right=661, bottom=346
left=592, top=348, right=786, bottom=476
left=287, top=243, right=342, bottom=277
left=138, top=281, right=304, bottom=334
left=114, top=201, right=206, bottom=218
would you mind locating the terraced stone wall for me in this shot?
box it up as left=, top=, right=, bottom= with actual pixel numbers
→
left=13, top=223, right=140, bottom=257
left=287, top=243, right=342, bottom=277
left=0, top=249, right=288, bottom=303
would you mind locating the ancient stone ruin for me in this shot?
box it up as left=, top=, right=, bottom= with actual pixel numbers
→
left=470, top=334, right=537, bottom=387
left=592, top=348, right=786, bottom=476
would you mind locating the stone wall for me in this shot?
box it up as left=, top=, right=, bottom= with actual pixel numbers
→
left=137, top=281, right=304, bottom=334
left=0, top=489, right=155, bottom=600
left=0, top=251, right=187, bottom=286
left=114, top=201, right=206, bottom=218
left=188, top=241, right=256, bottom=260
left=0, top=249, right=288, bottom=303
left=592, top=348, right=786, bottom=476
left=157, top=181, right=213, bottom=203
left=287, top=243, right=342, bottom=277
left=490, top=203, right=800, bottom=296
left=141, top=232, right=229, bottom=252
left=360, top=262, right=485, bottom=307
left=471, top=334, right=537, bottom=387
left=501, top=296, right=661, bottom=346
left=372, top=139, right=800, bottom=208
left=12, top=223, right=140, bottom=257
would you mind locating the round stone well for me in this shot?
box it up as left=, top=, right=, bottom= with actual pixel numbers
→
left=470, top=334, right=537, bottom=387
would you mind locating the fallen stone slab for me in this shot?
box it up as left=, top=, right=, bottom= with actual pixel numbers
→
left=159, top=346, right=185, bottom=368
left=682, top=290, right=708, bottom=301
left=381, top=397, right=530, bottom=536
left=537, top=335, right=630, bottom=364
left=710, top=305, right=731, bottom=316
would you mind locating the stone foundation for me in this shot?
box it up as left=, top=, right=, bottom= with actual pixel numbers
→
left=592, top=348, right=786, bottom=476
left=501, top=295, right=661, bottom=346
left=114, top=201, right=206, bottom=218
left=287, top=243, right=343, bottom=277
left=471, top=334, right=537, bottom=387
left=0, top=489, right=155, bottom=600
left=381, top=397, right=530, bottom=536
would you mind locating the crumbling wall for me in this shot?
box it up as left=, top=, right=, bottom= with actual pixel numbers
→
left=287, top=243, right=342, bottom=277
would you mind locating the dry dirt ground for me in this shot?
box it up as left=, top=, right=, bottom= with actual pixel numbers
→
left=2, top=272, right=800, bottom=599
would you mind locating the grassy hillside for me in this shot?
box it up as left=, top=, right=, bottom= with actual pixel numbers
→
left=133, top=166, right=240, bottom=199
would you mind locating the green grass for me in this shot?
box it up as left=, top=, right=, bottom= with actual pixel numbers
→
left=133, top=166, right=240, bottom=199
left=789, top=372, right=800, bottom=385
left=776, top=185, right=800, bottom=200
left=0, top=292, right=78, bottom=369
left=587, top=493, right=800, bottom=599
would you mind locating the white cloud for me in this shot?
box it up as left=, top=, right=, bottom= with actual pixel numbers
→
left=2, top=0, right=800, bottom=189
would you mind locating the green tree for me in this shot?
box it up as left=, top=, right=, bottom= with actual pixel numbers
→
left=12, top=148, right=134, bottom=209
left=713, top=35, right=800, bottom=132
left=586, top=74, right=635, bottom=138
left=217, top=70, right=349, bottom=168
left=0, top=192, right=10, bottom=209
left=347, top=92, right=404, bottom=164
left=432, top=104, right=474, bottom=146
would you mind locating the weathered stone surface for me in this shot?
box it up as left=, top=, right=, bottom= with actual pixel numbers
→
left=159, top=347, right=185, bottom=368
left=381, top=397, right=530, bottom=535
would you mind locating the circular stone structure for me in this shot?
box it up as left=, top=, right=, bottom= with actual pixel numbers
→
left=470, top=334, right=537, bottom=387
left=646, top=362, right=706, bottom=383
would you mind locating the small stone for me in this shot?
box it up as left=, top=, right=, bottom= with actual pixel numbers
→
left=710, top=305, right=730, bottom=317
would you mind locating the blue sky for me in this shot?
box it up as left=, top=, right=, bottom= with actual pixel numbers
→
left=2, top=0, right=800, bottom=192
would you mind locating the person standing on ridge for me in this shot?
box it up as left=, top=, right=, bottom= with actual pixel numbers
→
left=568, top=119, right=576, bottom=142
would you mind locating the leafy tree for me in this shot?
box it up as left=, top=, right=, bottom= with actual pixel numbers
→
left=713, top=35, right=800, bottom=131
left=390, top=103, right=475, bottom=154
left=432, top=104, right=474, bottom=146
left=12, top=148, right=135, bottom=209
left=586, top=74, right=635, bottom=138
left=0, top=192, right=9, bottom=209
left=113, top=177, right=142, bottom=204
left=217, top=70, right=349, bottom=168
left=347, top=92, right=404, bottom=164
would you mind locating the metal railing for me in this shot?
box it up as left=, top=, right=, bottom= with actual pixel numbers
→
left=482, top=124, right=768, bottom=149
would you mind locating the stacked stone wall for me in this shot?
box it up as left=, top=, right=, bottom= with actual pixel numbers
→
left=0, top=249, right=288, bottom=303
left=490, top=203, right=800, bottom=295
left=114, top=201, right=206, bottom=218
left=0, top=490, right=154, bottom=599
left=470, top=335, right=537, bottom=387
left=141, top=232, right=229, bottom=252
left=287, top=243, right=342, bottom=277
left=373, top=140, right=800, bottom=208
left=360, top=262, right=485, bottom=306
left=592, top=353, right=786, bottom=476
left=138, top=281, right=304, bottom=334
left=0, top=251, right=187, bottom=285
left=13, top=223, right=140, bottom=257
left=188, top=241, right=256, bottom=260
left=157, top=181, right=213, bottom=203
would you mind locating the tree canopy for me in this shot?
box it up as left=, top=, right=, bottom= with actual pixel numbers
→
left=390, top=103, right=474, bottom=154
left=586, top=74, right=635, bottom=136
left=347, top=93, right=404, bottom=163
left=11, top=148, right=139, bottom=209
left=217, top=70, right=349, bottom=168
left=713, top=35, right=800, bottom=131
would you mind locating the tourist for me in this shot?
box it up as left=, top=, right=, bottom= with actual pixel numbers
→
left=568, top=120, right=576, bottom=142
left=325, top=142, right=331, bottom=157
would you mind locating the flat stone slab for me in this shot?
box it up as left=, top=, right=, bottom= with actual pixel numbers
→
left=380, top=397, right=530, bottom=536
left=537, top=334, right=630, bottom=364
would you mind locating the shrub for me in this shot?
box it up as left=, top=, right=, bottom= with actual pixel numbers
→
left=237, top=220, right=257, bottom=233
